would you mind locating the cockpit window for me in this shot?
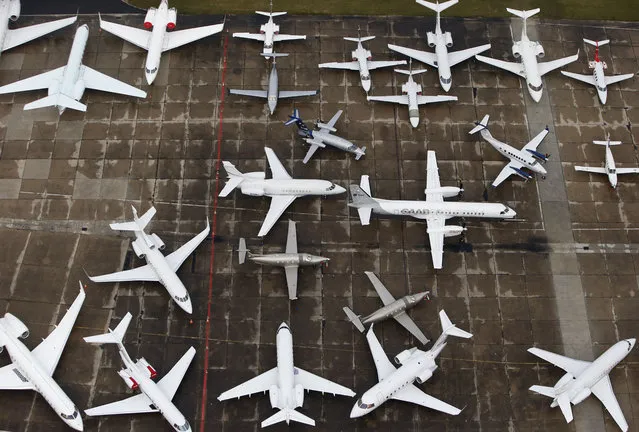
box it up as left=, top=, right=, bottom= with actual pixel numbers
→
left=362, top=74, right=370, bottom=80
left=440, top=76, right=452, bottom=84
left=357, top=398, right=375, bottom=409
left=528, top=82, right=543, bottom=92
left=145, top=67, right=158, bottom=74
left=61, top=409, right=79, bottom=420
left=597, top=85, right=607, bottom=92
left=609, top=168, right=616, bottom=174
left=265, top=43, right=273, bottom=48
left=326, top=183, right=336, bottom=191
left=174, top=421, right=190, bottom=431
left=499, top=205, right=511, bottom=215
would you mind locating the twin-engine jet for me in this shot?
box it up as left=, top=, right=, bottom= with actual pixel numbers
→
left=351, top=310, right=472, bottom=418
left=475, top=8, right=578, bottom=102
left=99, top=0, right=224, bottom=84
left=469, top=114, right=550, bottom=187
left=387, top=0, right=490, bottom=92
left=232, top=6, right=305, bottom=54
left=87, top=206, right=210, bottom=314
left=85, top=313, right=196, bottom=432
left=238, top=219, right=329, bottom=300
left=218, top=322, right=355, bottom=427
left=0, top=25, right=146, bottom=113
left=574, top=137, right=639, bottom=188
left=220, top=147, right=346, bottom=237
left=348, top=152, right=517, bottom=269
left=0, top=285, right=85, bottom=431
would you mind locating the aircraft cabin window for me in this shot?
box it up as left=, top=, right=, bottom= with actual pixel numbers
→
left=528, top=82, right=543, bottom=92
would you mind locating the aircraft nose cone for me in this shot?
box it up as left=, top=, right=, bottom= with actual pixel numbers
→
left=599, top=92, right=607, bottom=105
left=531, top=91, right=542, bottom=103
left=362, top=80, right=371, bottom=92
left=441, top=81, right=452, bottom=92
left=333, top=184, right=347, bottom=194
left=628, top=338, right=636, bottom=347
left=145, top=72, right=157, bottom=85
left=278, top=322, right=289, bottom=330
left=416, top=292, right=429, bottom=302
left=268, top=102, right=277, bottom=115
left=181, top=300, right=193, bottom=315
left=410, top=117, right=420, bottom=128
left=350, top=404, right=363, bottom=418
left=70, top=418, right=84, bottom=431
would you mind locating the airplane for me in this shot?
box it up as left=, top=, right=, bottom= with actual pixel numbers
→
left=218, top=322, right=355, bottom=427
left=0, top=25, right=146, bottom=113
left=561, top=39, right=635, bottom=105
left=87, top=206, right=210, bottom=314
left=528, top=338, right=635, bottom=431
left=232, top=1, right=305, bottom=54
left=229, top=53, right=317, bottom=115
left=574, top=136, right=639, bottom=188
left=238, top=219, right=329, bottom=300
left=387, top=0, right=490, bottom=92
left=469, top=114, right=550, bottom=187
left=0, top=1, right=76, bottom=56
left=348, top=152, right=517, bottom=269
left=350, top=310, right=472, bottom=418
left=85, top=312, right=196, bottom=432
left=284, top=108, right=366, bottom=162
left=366, top=65, right=458, bottom=127
left=318, top=30, right=406, bottom=92
left=474, top=8, right=579, bottom=102
left=220, top=147, right=346, bottom=237
left=99, top=0, right=224, bottom=84
left=343, top=271, right=430, bottom=344
left=0, top=284, right=85, bottom=431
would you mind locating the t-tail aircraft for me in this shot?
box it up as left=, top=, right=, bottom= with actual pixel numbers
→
left=475, top=8, right=578, bottom=102
left=469, top=114, right=550, bottom=187
left=0, top=25, right=146, bottom=113
left=99, top=0, right=224, bottom=84
left=87, top=206, right=210, bottom=314
left=218, top=322, right=355, bottom=427
left=387, top=0, right=490, bottom=92
left=0, top=285, right=85, bottom=431
left=574, top=136, right=639, bottom=188
left=85, top=312, right=196, bottom=432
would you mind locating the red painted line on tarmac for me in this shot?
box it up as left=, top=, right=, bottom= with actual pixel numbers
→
left=199, top=32, right=229, bottom=432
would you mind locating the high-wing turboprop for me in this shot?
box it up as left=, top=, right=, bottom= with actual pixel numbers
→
left=0, top=25, right=146, bottom=113
left=367, top=66, right=457, bottom=127
left=218, top=322, right=355, bottom=427
left=85, top=313, right=196, bottom=432
left=561, top=39, right=635, bottom=105
left=0, top=285, right=85, bottom=431
left=87, top=206, right=210, bottom=314
left=284, top=108, right=366, bottom=162
left=469, top=114, right=550, bottom=187
left=350, top=310, right=471, bottom=418
left=99, top=0, right=224, bottom=84
left=574, top=136, right=639, bottom=188
left=348, top=152, right=517, bottom=269
left=343, top=271, right=430, bottom=344
left=238, top=220, right=329, bottom=300
left=387, top=0, right=490, bottom=92
left=220, top=147, right=346, bottom=237
left=528, top=339, right=635, bottom=431
left=475, top=8, right=578, bottom=102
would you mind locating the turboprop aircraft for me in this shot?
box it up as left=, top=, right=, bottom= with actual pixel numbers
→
left=0, top=25, right=146, bottom=113
left=348, top=152, right=517, bottom=269
left=220, top=147, right=346, bottom=237
left=387, top=0, right=490, bottom=92
left=87, top=206, right=210, bottom=314
left=574, top=136, right=639, bottom=188
left=0, top=285, right=85, bottom=431
left=350, top=310, right=471, bottom=418
left=475, top=8, right=578, bottom=102
left=528, top=339, right=635, bottom=431
left=469, top=114, right=550, bottom=187
left=85, top=312, right=196, bottom=432
left=561, top=39, right=635, bottom=105
left=218, top=322, right=355, bottom=427
left=99, top=0, right=224, bottom=84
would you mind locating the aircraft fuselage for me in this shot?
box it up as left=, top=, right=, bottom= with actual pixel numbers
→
left=239, top=178, right=344, bottom=197
left=144, top=0, right=170, bottom=84
left=248, top=253, right=328, bottom=267
left=267, top=62, right=279, bottom=114
left=361, top=292, right=429, bottom=325
left=352, top=44, right=372, bottom=91
left=369, top=198, right=516, bottom=220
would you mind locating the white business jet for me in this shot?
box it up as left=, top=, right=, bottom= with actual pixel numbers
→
left=350, top=310, right=471, bottom=418
left=220, top=147, right=346, bottom=237
left=99, top=0, right=224, bottom=84
left=0, top=285, right=85, bottom=431
left=469, top=114, right=550, bottom=187
left=233, top=2, right=305, bottom=54
left=85, top=312, right=196, bottom=432
left=574, top=136, right=639, bottom=188
left=87, top=206, right=210, bottom=314
left=561, top=39, right=635, bottom=105
left=367, top=65, right=457, bottom=127
left=218, top=322, right=355, bottom=427
left=528, top=338, right=635, bottom=431
left=348, top=152, right=517, bottom=269
left=0, top=25, right=146, bottom=113
left=475, top=8, right=578, bottom=102
left=387, top=0, right=490, bottom=92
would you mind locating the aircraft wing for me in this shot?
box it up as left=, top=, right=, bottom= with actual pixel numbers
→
left=285, top=220, right=297, bottom=254
left=605, top=73, right=635, bottom=86
left=232, top=32, right=265, bottom=41
left=99, top=18, right=151, bottom=50
left=3, top=17, right=77, bottom=52
left=318, top=61, right=360, bottom=71
left=81, top=65, right=146, bottom=98
left=218, top=367, right=278, bottom=400
left=0, top=364, right=35, bottom=390
left=157, top=347, right=196, bottom=400
left=0, top=66, right=65, bottom=94
left=387, top=44, right=437, bottom=67
left=574, top=166, right=607, bottom=174
left=165, top=221, right=211, bottom=272
left=265, top=147, right=292, bottom=180
left=258, top=196, right=297, bottom=237
left=538, top=53, right=580, bottom=76
left=492, top=162, right=522, bottom=188
left=426, top=217, right=445, bottom=270
left=522, top=128, right=550, bottom=152
left=417, top=95, right=458, bottom=105
left=527, top=347, right=591, bottom=376
left=163, top=23, right=225, bottom=52
left=294, top=367, right=355, bottom=397
left=367, top=95, right=409, bottom=105
left=325, top=109, right=343, bottom=129
left=394, top=312, right=429, bottom=345
left=302, top=143, right=322, bottom=164
left=31, top=286, right=86, bottom=376
left=365, top=327, right=396, bottom=381
left=364, top=271, right=396, bottom=305
left=284, top=266, right=298, bottom=299
left=278, top=90, right=318, bottom=99
left=392, top=384, right=461, bottom=415
left=448, top=44, right=492, bottom=67
left=273, top=34, right=306, bottom=42
left=229, top=89, right=268, bottom=98
left=425, top=150, right=443, bottom=202
left=615, top=168, right=639, bottom=175
left=85, top=392, right=158, bottom=416
left=591, top=375, right=628, bottom=431
left=367, top=60, right=407, bottom=70
left=88, top=264, right=159, bottom=283
left=560, top=71, right=596, bottom=86
left=475, top=55, right=525, bottom=78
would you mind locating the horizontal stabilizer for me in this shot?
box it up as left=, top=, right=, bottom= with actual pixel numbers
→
left=584, top=38, right=609, bottom=47
left=238, top=238, right=248, bottom=264
left=395, top=68, right=427, bottom=76
left=343, top=307, right=365, bottom=332
left=440, top=310, right=472, bottom=339
left=529, top=385, right=556, bottom=398
left=469, top=114, right=490, bottom=134
left=84, top=313, right=132, bottom=346
left=261, top=408, right=315, bottom=428
left=416, top=0, right=459, bottom=13
left=506, top=8, right=540, bottom=20
left=24, top=94, right=86, bottom=112
left=344, top=36, right=375, bottom=43
left=593, top=140, right=622, bottom=146
left=261, top=52, right=289, bottom=58
left=255, top=11, right=287, bottom=17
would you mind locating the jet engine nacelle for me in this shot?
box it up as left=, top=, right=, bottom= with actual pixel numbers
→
left=72, top=80, right=85, bottom=101
left=2, top=314, right=29, bottom=339
left=555, top=372, right=574, bottom=389
left=150, top=233, right=165, bottom=251
left=512, top=44, right=521, bottom=59
left=117, top=369, right=139, bottom=390
left=571, top=387, right=591, bottom=405
left=144, top=8, right=157, bottom=29
left=294, top=384, right=304, bottom=407
left=442, top=225, right=465, bottom=238
left=268, top=385, right=279, bottom=408
left=444, top=32, right=453, bottom=48
left=535, top=43, right=545, bottom=58
left=415, top=369, right=433, bottom=384
left=240, top=184, right=265, bottom=196
left=424, top=186, right=462, bottom=198
left=9, top=0, right=20, bottom=21
left=426, top=32, right=436, bottom=48
left=136, top=357, right=158, bottom=379
left=131, top=240, right=145, bottom=259
left=394, top=348, right=416, bottom=365
left=166, top=8, right=177, bottom=30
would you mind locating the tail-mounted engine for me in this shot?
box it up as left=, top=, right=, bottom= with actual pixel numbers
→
left=150, top=233, right=165, bottom=250
left=240, top=184, right=265, bottom=197
left=2, top=314, right=29, bottom=339
left=424, top=186, right=462, bottom=198
left=72, top=80, right=85, bottom=101
left=366, top=50, right=372, bottom=61
left=555, top=372, right=574, bottom=390
left=268, top=385, right=279, bottom=408
left=117, top=369, right=139, bottom=390
left=571, top=387, right=591, bottom=405
left=131, top=239, right=145, bottom=259
left=444, top=32, right=453, bottom=48
left=415, top=369, right=433, bottom=384
left=0, top=346, right=3, bottom=354
left=136, top=358, right=158, bottom=379
left=166, top=8, right=177, bottom=30
left=294, top=384, right=304, bottom=407
left=535, top=43, right=545, bottom=58
left=394, top=348, right=417, bottom=365
left=9, top=0, right=20, bottom=21
left=512, top=44, right=522, bottom=58
left=426, top=32, right=436, bottom=47
left=144, top=8, right=157, bottom=29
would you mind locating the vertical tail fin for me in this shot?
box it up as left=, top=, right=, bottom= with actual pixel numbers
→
left=84, top=312, right=132, bottom=346
left=469, top=114, right=490, bottom=135
left=261, top=408, right=315, bottom=428
left=343, top=307, right=365, bottom=332
left=238, top=238, right=248, bottom=264
left=416, top=0, right=459, bottom=13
